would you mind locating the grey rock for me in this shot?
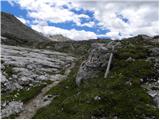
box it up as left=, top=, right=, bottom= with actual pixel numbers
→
left=147, top=90, right=158, bottom=98
left=1, top=45, right=75, bottom=93
left=149, top=47, right=159, bottom=57
left=126, top=57, right=135, bottom=62
left=94, top=96, right=101, bottom=101
left=125, top=81, right=132, bottom=86
left=1, top=101, right=23, bottom=118
left=76, top=43, right=115, bottom=86
left=141, top=81, right=159, bottom=107
left=153, top=96, right=159, bottom=107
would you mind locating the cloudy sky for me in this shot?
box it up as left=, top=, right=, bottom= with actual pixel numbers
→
left=1, top=0, right=159, bottom=40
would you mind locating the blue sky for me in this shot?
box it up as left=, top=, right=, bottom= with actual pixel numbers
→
left=1, top=1, right=110, bottom=39
left=1, top=0, right=158, bottom=40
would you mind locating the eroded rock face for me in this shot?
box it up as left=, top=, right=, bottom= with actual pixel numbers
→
left=1, top=45, right=75, bottom=93
left=76, top=43, right=115, bottom=86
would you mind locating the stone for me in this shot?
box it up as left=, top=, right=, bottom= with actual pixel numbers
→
left=140, top=78, right=144, bottom=83
left=126, top=57, right=135, bottom=62
left=76, top=43, right=113, bottom=86
left=141, top=81, right=159, bottom=108
left=94, top=96, right=101, bottom=101
left=125, top=81, right=132, bottom=86
left=1, top=45, right=75, bottom=93
left=149, top=47, right=159, bottom=57
left=147, top=90, right=158, bottom=98
left=153, top=96, right=159, bottom=107
left=1, top=101, right=23, bottom=118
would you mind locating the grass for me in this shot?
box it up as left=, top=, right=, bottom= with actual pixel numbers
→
left=1, top=80, right=52, bottom=103
left=3, top=64, right=14, bottom=79
left=33, top=39, right=158, bottom=119
left=33, top=70, right=158, bottom=118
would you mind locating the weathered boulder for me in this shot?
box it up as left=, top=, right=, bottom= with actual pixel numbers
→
left=76, top=43, right=115, bottom=86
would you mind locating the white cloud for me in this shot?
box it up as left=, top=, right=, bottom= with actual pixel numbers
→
left=16, top=0, right=158, bottom=40
left=7, top=0, right=19, bottom=6
left=74, top=1, right=159, bottom=39
left=17, top=0, right=90, bottom=26
left=81, top=21, right=95, bottom=27
left=31, top=24, right=97, bottom=40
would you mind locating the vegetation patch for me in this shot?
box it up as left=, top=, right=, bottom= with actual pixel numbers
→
left=33, top=40, right=158, bottom=118
left=2, top=80, right=52, bottom=103
left=3, top=64, right=14, bottom=79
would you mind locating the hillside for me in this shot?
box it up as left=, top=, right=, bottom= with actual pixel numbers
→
left=1, top=12, right=50, bottom=46
left=33, top=35, right=159, bottom=119
left=1, top=12, right=159, bottom=119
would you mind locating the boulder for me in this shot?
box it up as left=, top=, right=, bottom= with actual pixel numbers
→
left=76, top=43, right=114, bottom=86
left=126, top=57, right=135, bottom=62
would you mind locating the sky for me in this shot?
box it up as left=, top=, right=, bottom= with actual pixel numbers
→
left=1, top=0, right=159, bottom=40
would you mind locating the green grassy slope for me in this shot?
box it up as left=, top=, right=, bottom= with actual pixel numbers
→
left=33, top=38, right=159, bottom=119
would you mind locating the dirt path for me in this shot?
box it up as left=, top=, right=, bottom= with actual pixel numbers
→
left=16, top=62, right=75, bottom=119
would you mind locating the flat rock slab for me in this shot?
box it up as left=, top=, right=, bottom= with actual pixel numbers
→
left=1, top=45, right=75, bottom=93
left=1, top=45, right=76, bottom=118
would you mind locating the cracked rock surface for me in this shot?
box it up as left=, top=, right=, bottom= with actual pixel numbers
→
left=1, top=44, right=75, bottom=118
left=1, top=45, right=75, bottom=93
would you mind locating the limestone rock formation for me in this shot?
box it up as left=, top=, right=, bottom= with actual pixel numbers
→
left=75, top=42, right=116, bottom=86
left=1, top=45, right=75, bottom=93
left=1, top=44, right=75, bottom=118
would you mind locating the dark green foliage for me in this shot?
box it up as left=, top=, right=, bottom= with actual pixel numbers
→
left=3, top=64, right=14, bottom=79
left=115, top=45, right=149, bottom=59
left=36, top=39, right=111, bottom=57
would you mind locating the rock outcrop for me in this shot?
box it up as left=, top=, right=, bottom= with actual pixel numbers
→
left=1, top=44, right=75, bottom=118
left=75, top=42, right=117, bottom=86
left=1, top=45, right=75, bottom=93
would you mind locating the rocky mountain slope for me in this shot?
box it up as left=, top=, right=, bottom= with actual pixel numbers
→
left=1, top=12, right=50, bottom=46
left=1, top=12, right=159, bottom=119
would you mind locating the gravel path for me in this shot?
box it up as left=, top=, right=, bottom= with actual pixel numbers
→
left=16, top=80, right=61, bottom=119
